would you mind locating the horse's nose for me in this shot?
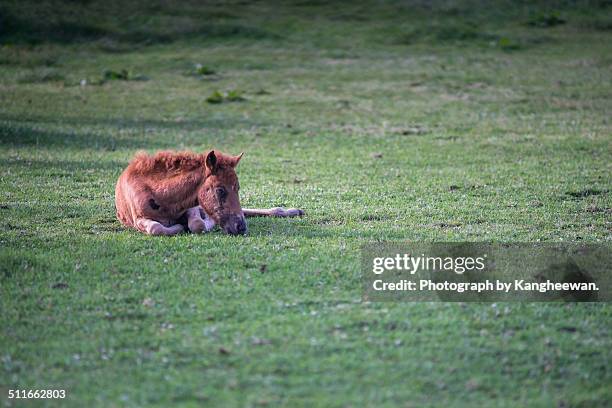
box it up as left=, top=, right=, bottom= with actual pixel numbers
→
left=225, top=215, right=247, bottom=235
left=235, top=217, right=247, bottom=235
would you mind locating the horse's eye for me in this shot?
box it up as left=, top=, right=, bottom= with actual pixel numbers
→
left=215, top=187, right=227, bottom=199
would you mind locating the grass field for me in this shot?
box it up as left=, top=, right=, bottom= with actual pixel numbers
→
left=1, top=1, right=611, bottom=406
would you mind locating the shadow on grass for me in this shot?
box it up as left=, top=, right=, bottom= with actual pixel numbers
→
left=1, top=0, right=609, bottom=52
left=0, top=113, right=264, bottom=131
left=0, top=122, right=165, bottom=151
left=0, top=6, right=279, bottom=47
left=241, top=217, right=414, bottom=240
left=0, top=156, right=125, bottom=173
left=0, top=115, right=265, bottom=150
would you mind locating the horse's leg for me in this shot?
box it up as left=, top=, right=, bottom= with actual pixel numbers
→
left=242, top=207, right=304, bottom=217
left=135, top=218, right=184, bottom=236
left=186, top=207, right=216, bottom=233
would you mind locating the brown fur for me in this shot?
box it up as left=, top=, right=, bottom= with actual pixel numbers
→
left=115, top=149, right=245, bottom=234
left=115, top=149, right=303, bottom=236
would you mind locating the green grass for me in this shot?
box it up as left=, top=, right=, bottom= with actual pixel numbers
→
left=1, top=0, right=611, bottom=406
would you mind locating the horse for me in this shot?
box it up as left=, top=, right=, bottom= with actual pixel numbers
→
left=115, top=150, right=303, bottom=235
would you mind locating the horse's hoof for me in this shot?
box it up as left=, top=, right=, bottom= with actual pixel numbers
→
left=188, top=219, right=206, bottom=234
left=287, top=208, right=304, bottom=217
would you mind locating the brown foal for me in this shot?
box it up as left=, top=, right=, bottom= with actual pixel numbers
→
left=115, top=150, right=303, bottom=235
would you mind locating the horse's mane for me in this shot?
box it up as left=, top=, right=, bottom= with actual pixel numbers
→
left=128, top=150, right=237, bottom=175
left=129, top=151, right=206, bottom=174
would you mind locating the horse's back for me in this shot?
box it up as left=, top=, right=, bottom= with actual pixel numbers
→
left=115, top=151, right=205, bottom=228
left=127, top=151, right=204, bottom=176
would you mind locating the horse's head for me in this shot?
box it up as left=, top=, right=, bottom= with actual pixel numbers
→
left=198, top=150, right=247, bottom=235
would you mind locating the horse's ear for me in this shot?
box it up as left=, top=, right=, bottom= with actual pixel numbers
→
left=205, top=150, right=217, bottom=173
left=231, top=152, right=244, bottom=168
